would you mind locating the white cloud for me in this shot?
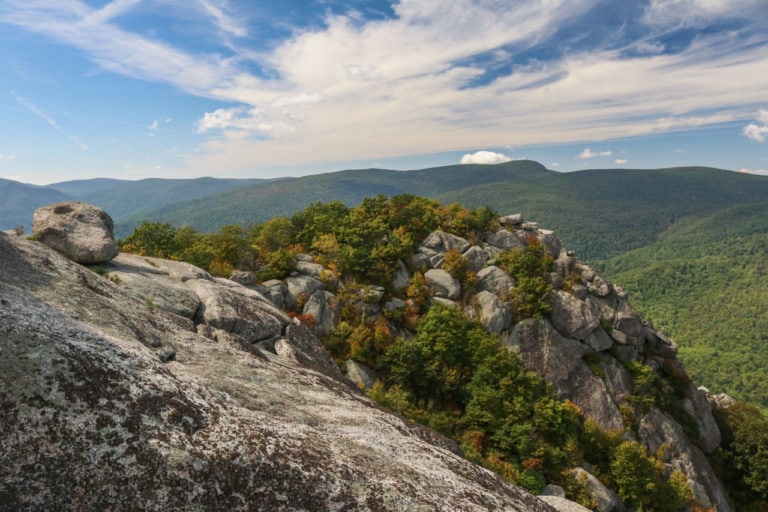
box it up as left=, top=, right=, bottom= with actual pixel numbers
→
left=743, top=124, right=768, bottom=143
left=742, top=109, right=768, bottom=142
left=460, top=151, right=513, bottom=165
left=2, top=1, right=768, bottom=174
left=576, top=148, right=612, bottom=160
left=549, top=162, right=560, bottom=168
left=615, top=158, right=628, bottom=164
left=739, top=168, right=768, bottom=175
left=0, top=153, right=16, bottom=163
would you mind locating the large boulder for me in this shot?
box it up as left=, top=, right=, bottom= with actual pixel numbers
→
left=420, top=230, right=470, bottom=254
left=284, top=274, right=326, bottom=311
left=463, top=245, right=496, bottom=273
left=536, top=230, right=562, bottom=258
left=476, top=265, right=514, bottom=296
left=485, top=228, right=525, bottom=251
left=683, top=383, right=722, bottom=454
left=424, top=268, right=461, bottom=299
left=187, top=279, right=290, bottom=343
left=548, top=290, right=601, bottom=341
left=346, top=359, right=378, bottom=390
left=32, top=202, right=119, bottom=264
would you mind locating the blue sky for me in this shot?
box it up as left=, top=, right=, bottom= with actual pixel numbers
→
left=0, top=0, right=767, bottom=184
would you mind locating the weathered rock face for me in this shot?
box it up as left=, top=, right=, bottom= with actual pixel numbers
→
left=639, top=407, right=731, bottom=512
left=0, top=232, right=556, bottom=512
left=471, top=290, right=512, bottom=335
left=506, top=319, right=625, bottom=432
left=32, top=201, right=119, bottom=264
left=302, top=290, right=341, bottom=337
left=571, top=467, right=624, bottom=512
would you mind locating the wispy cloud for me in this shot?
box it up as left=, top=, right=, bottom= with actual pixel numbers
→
left=642, top=0, right=763, bottom=27
left=197, top=0, right=247, bottom=39
left=576, top=148, right=612, bottom=160
left=615, top=158, right=628, bottom=164
left=0, top=153, right=17, bottom=163
left=11, top=92, right=88, bottom=150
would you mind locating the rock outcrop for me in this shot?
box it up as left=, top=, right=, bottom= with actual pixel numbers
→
left=32, top=201, right=119, bottom=264
left=250, top=212, right=731, bottom=512
left=4, top=203, right=735, bottom=511
left=0, top=231, right=556, bottom=511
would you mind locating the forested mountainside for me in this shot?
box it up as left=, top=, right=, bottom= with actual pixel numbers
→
left=114, top=195, right=768, bottom=511
left=4, top=162, right=768, bottom=409
left=0, top=178, right=70, bottom=230
left=114, top=161, right=550, bottom=238
left=601, top=201, right=768, bottom=407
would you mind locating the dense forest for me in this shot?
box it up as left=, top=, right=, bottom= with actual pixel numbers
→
left=119, top=194, right=768, bottom=511
left=601, top=201, right=768, bottom=408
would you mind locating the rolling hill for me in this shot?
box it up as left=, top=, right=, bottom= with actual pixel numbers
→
left=114, top=160, right=550, bottom=237
left=0, top=176, right=268, bottom=233
left=4, top=161, right=768, bottom=406
left=0, top=179, right=71, bottom=233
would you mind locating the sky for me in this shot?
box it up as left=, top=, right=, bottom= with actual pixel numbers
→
left=0, top=0, right=767, bottom=185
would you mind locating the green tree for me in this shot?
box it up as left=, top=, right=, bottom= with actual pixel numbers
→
left=499, top=242, right=554, bottom=319
left=381, top=304, right=497, bottom=407
left=717, top=403, right=768, bottom=501
left=120, top=221, right=179, bottom=258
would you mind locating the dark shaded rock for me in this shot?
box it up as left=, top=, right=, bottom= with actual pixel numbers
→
left=229, top=269, right=256, bottom=286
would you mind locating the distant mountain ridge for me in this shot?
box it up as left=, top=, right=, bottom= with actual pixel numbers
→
left=118, top=160, right=551, bottom=237
left=4, top=161, right=768, bottom=407
left=1, top=176, right=268, bottom=234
